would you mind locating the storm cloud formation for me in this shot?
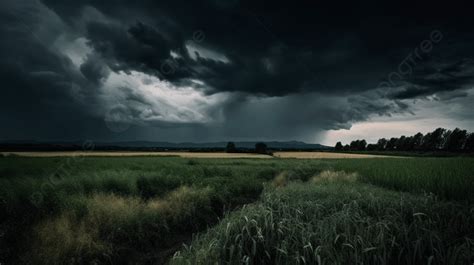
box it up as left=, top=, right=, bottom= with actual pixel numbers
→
left=1, top=0, right=474, bottom=142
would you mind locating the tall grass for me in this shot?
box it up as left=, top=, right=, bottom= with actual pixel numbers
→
left=27, top=186, right=215, bottom=264
left=0, top=156, right=300, bottom=264
left=330, top=157, right=474, bottom=201
left=1, top=156, right=474, bottom=264
left=172, top=181, right=474, bottom=264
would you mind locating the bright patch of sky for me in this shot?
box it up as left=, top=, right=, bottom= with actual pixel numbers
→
left=101, top=70, right=229, bottom=125
left=322, top=88, right=474, bottom=145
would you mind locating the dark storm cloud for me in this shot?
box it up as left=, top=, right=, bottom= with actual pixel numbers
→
left=1, top=0, right=474, bottom=142
left=0, top=0, right=111, bottom=140
left=389, top=59, right=474, bottom=99
left=189, top=91, right=413, bottom=141
left=80, top=53, right=110, bottom=84
left=35, top=1, right=391, bottom=95
left=83, top=21, right=176, bottom=76
left=39, top=0, right=474, bottom=97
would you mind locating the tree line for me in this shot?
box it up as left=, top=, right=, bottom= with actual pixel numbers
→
left=226, top=142, right=271, bottom=155
left=335, top=128, right=474, bottom=152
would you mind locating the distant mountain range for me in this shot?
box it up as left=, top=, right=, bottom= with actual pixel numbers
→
left=0, top=140, right=331, bottom=151
left=98, top=141, right=330, bottom=149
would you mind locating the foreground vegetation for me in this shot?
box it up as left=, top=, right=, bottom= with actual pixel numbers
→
left=1, top=155, right=473, bottom=264
left=173, top=176, right=474, bottom=264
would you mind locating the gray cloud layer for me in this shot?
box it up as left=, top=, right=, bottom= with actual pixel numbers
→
left=1, top=0, right=474, bottom=142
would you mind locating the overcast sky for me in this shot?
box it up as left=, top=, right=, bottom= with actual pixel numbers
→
left=1, top=0, right=474, bottom=145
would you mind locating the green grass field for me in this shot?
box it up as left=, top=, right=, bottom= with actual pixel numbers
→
left=1, top=156, right=473, bottom=264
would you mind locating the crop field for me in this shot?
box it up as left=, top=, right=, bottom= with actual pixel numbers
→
left=0, top=151, right=390, bottom=159
left=0, top=151, right=272, bottom=158
left=1, top=155, right=474, bottom=264
left=272, top=151, right=393, bottom=159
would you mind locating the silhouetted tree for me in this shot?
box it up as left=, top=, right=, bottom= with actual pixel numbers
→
left=359, top=140, right=367, bottom=151
left=442, top=129, right=452, bottom=150
left=226, top=142, right=237, bottom=153
left=395, top=136, right=408, bottom=151
left=435, top=128, right=449, bottom=150
left=411, top=132, right=424, bottom=151
left=402, top=136, right=414, bottom=151
left=350, top=140, right=359, bottom=151
left=335, top=142, right=343, bottom=151
left=366, top=144, right=377, bottom=151
left=376, top=138, right=388, bottom=151
left=349, top=140, right=367, bottom=151
left=339, top=127, right=473, bottom=154
left=386, top=138, right=398, bottom=150
left=350, top=140, right=358, bottom=151
left=420, top=132, right=432, bottom=151
left=444, top=128, right=468, bottom=152
left=464, top=133, right=474, bottom=152
left=255, top=142, right=268, bottom=154
left=421, top=128, right=446, bottom=151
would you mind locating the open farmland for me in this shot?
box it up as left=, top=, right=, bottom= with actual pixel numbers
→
left=272, top=151, right=393, bottom=159
left=0, top=151, right=391, bottom=159
left=1, top=155, right=474, bottom=264
left=0, top=151, right=273, bottom=159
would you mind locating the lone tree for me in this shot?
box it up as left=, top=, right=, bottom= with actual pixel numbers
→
left=226, top=142, right=237, bottom=153
left=335, top=142, right=343, bottom=151
left=255, top=142, right=268, bottom=154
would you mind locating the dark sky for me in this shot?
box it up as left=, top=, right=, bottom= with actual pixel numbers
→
left=1, top=0, right=474, bottom=144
